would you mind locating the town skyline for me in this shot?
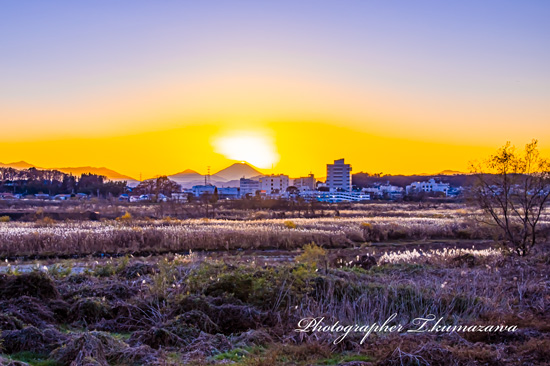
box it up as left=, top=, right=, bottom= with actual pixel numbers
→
left=0, top=153, right=489, bottom=183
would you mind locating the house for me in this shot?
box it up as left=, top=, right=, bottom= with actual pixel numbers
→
left=406, top=179, right=450, bottom=196
left=129, top=194, right=152, bottom=202
left=118, top=194, right=129, bottom=201
left=129, top=195, right=141, bottom=202
left=171, top=192, right=190, bottom=201
left=362, top=182, right=404, bottom=199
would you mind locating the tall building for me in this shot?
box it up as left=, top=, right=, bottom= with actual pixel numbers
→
left=260, top=174, right=290, bottom=195
left=326, top=159, right=352, bottom=192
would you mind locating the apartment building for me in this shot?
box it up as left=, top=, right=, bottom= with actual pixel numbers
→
left=326, top=159, right=352, bottom=192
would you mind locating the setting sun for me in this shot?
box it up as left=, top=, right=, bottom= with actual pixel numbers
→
left=212, top=130, right=279, bottom=169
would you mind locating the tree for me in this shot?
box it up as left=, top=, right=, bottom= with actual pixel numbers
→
left=470, top=140, right=550, bottom=256
left=134, top=176, right=181, bottom=200
left=78, top=174, right=105, bottom=196
left=210, top=187, right=219, bottom=204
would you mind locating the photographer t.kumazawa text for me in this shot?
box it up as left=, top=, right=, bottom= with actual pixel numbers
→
left=295, top=314, right=518, bottom=345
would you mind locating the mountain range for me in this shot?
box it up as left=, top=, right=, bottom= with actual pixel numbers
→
left=0, top=160, right=466, bottom=189
left=168, top=162, right=264, bottom=188
left=0, top=161, right=138, bottom=183
left=0, top=161, right=264, bottom=188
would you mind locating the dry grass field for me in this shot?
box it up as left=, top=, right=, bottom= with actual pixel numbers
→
left=0, top=202, right=549, bottom=365
left=0, top=202, right=533, bottom=259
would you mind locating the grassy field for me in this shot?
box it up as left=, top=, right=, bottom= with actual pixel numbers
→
left=0, top=244, right=548, bottom=365
left=0, top=202, right=530, bottom=258
left=0, top=203, right=548, bottom=365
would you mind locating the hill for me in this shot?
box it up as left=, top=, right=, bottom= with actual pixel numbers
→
left=352, top=172, right=476, bottom=188
left=54, top=166, right=136, bottom=181
left=214, top=162, right=263, bottom=181
left=0, top=161, right=36, bottom=169
left=0, top=161, right=136, bottom=182
left=168, top=169, right=226, bottom=188
left=438, top=169, right=465, bottom=175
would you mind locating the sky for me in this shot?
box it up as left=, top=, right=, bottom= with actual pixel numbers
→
left=0, top=1, right=549, bottom=179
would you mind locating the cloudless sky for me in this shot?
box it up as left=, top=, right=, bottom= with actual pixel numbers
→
left=1, top=1, right=549, bottom=178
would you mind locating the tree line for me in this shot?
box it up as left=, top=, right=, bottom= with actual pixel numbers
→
left=0, top=167, right=126, bottom=197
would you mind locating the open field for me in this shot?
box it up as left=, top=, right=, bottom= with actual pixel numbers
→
left=0, top=202, right=549, bottom=365
left=0, top=215, right=492, bottom=259
left=3, top=202, right=548, bottom=259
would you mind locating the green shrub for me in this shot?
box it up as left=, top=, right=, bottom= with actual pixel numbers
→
left=296, top=242, right=327, bottom=268
left=93, top=263, right=116, bottom=277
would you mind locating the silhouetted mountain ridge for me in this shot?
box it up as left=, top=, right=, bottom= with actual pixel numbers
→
left=0, top=161, right=137, bottom=182
left=214, top=162, right=263, bottom=181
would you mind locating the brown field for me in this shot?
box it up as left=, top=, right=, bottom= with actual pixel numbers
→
left=0, top=202, right=549, bottom=365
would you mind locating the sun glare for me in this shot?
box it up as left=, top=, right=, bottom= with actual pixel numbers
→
left=212, top=131, right=279, bottom=168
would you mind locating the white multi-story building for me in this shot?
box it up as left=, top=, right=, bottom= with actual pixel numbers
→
left=406, top=178, right=450, bottom=196
left=260, top=174, right=290, bottom=195
left=239, top=178, right=261, bottom=197
left=293, top=174, right=316, bottom=192
left=362, top=182, right=404, bottom=199
left=326, top=159, right=352, bottom=192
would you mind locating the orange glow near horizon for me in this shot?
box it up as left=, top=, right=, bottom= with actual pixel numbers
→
left=1, top=121, right=548, bottom=180
left=1, top=70, right=549, bottom=179
left=1, top=3, right=549, bottom=179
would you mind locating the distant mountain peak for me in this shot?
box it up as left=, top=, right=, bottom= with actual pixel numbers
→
left=0, top=161, right=36, bottom=169
left=438, top=169, right=464, bottom=175
left=0, top=161, right=136, bottom=181
left=214, top=162, right=263, bottom=181
left=53, top=166, right=137, bottom=181
left=177, top=169, right=200, bottom=175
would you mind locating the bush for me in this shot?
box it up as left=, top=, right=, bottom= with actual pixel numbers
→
left=2, top=326, right=67, bottom=354
left=296, top=242, right=327, bottom=268
left=0, top=271, right=59, bottom=300
left=36, top=216, right=55, bottom=225
left=116, top=211, right=132, bottom=222
left=283, top=220, right=297, bottom=229
left=69, top=298, right=112, bottom=323
left=0, top=215, right=10, bottom=223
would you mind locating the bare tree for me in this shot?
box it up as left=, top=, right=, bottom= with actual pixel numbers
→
left=470, top=140, right=550, bottom=256
left=134, top=176, right=181, bottom=201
